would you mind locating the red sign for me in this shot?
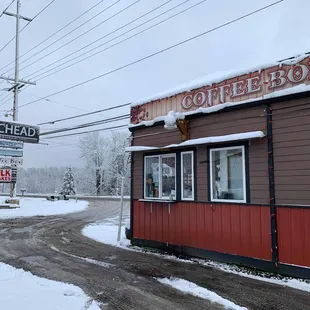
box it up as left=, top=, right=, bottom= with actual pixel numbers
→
left=0, top=169, right=11, bottom=182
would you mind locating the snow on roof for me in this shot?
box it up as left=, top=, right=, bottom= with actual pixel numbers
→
left=128, top=83, right=310, bottom=129
left=126, top=131, right=265, bottom=152
left=130, top=52, right=310, bottom=108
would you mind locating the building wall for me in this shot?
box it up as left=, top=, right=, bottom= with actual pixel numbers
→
left=273, top=97, right=310, bottom=206
left=131, top=104, right=269, bottom=204
left=133, top=200, right=272, bottom=261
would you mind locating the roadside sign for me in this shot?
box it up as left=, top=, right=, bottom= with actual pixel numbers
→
left=0, top=121, right=39, bottom=143
left=0, top=140, right=23, bottom=149
left=0, top=168, right=12, bottom=182
left=0, top=149, right=23, bottom=157
left=0, top=157, right=23, bottom=165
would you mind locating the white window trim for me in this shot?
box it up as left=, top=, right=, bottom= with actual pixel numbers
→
left=144, top=153, right=176, bottom=200
left=181, top=151, right=194, bottom=201
left=209, top=145, right=247, bottom=203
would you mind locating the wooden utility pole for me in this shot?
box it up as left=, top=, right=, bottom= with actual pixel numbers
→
left=2, top=0, right=35, bottom=197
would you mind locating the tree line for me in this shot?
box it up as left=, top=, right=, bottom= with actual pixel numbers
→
left=11, top=131, right=131, bottom=196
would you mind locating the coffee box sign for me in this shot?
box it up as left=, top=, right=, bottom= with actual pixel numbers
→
left=0, top=121, right=39, bottom=143
left=130, top=55, right=310, bottom=124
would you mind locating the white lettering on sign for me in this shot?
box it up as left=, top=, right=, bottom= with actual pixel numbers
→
left=269, top=70, right=286, bottom=89
left=247, top=76, right=261, bottom=94
left=287, top=64, right=309, bottom=83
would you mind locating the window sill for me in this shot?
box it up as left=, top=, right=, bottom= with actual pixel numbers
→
left=139, top=199, right=177, bottom=203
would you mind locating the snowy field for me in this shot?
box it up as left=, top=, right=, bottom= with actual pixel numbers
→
left=82, top=216, right=130, bottom=247
left=0, top=262, right=100, bottom=310
left=0, top=197, right=88, bottom=219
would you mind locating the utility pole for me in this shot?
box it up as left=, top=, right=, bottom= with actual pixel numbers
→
left=2, top=0, right=35, bottom=198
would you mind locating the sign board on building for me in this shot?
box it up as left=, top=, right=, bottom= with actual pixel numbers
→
left=0, top=121, right=39, bottom=143
left=0, top=157, right=23, bottom=166
left=130, top=55, right=310, bottom=124
left=0, top=140, right=23, bottom=149
left=0, top=149, right=23, bottom=157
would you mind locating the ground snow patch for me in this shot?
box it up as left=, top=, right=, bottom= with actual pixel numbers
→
left=82, top=219, right=130, bottom=247
left=0, top=262, right=100, bottom=310
left=157, top=278, right=247, bottom=310
left=0, top=197, right=88, bottom=219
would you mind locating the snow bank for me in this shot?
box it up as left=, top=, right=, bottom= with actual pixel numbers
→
left=0, top=197, right=88, bottom=219
left=0, top=262, right=100, bottom=310
left=157, top=277, right=247, bottom=309
left=82, top=218, right=130, bottom=247
left=195, top=260, right=310, bottom=293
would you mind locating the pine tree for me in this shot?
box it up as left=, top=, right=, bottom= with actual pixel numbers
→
left=60, top=167, right=76, bottom=195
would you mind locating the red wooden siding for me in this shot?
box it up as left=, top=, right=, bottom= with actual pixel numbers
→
left=277, top=207, right=310, bottom=267
left=133, top=200, right=271, bottom=260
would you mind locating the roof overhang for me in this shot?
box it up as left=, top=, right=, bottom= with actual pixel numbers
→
left=125, top=131, right=265, bottom=152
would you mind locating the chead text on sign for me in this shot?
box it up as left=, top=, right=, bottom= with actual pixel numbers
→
left=0, top=121, right=39, bottom=143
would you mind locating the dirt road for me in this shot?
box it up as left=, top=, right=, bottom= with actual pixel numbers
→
left=0, top=200, right=309, bottom=310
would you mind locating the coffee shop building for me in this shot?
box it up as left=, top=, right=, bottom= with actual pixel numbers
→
left=127, top=53, right=310, bottom=278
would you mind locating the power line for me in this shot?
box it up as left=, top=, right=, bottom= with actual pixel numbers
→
left=0, top=0, right=57, bottom=55
left=40, top=114, right=129, bottom=136
left=18, top=0, right=283, bottom=111
left=3, top=0, right=141, bottom=76
left=25, top=0, right=175, bottom=79
left=44, top=123, right=128, bottom=139
left=38, top=102, right=132, bottom=125
left=0, top=0, right=15, bottom=18
left=0, top=0, right=106, bottom=73
left=32, top=0, right=205, bottom=81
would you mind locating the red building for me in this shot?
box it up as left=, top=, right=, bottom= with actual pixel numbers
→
left=127, top=52, right=310, bottom=279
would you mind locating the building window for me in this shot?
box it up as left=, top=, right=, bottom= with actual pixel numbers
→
left=210, top=146, right=246, bottom=203
left=181, top=151, right=194, bottom=200
left=144, top=154, right=176, bottom=200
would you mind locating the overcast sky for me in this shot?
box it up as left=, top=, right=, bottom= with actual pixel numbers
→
left=0, top=0, right=308, bottom=168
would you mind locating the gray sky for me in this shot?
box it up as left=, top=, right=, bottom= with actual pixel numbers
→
left=0, top=0, right=308, bottom=168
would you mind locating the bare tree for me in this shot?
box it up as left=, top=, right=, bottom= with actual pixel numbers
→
left=79, top=132, right=107, bottom=195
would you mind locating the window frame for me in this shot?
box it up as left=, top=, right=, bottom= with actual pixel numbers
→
left=144, top=153, right=176, bottom=200
left=181, top=151, right=194, bottom=201
left=209, top=145, right=247, bottom=203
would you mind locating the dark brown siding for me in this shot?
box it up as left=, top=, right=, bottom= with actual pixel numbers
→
left=273, top=97, right=310, bottom=205
left=132, top=105, right=268, bottom=203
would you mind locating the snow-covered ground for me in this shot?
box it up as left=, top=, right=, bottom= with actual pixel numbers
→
left=83, top=216, right=310, bottom=294
left=82, top=216, right=130, bottom=247
left=0, top=262, right=100, bottom=310
left=0, top=197, right=88, bottom=219
left=157, top=278, right=247, bottom=310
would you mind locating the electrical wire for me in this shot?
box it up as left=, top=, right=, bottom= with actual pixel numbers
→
left=40, top=114, right=129, bottom=136
left=43, top=123, right=128, bottom=139
left=2, top=0, right=140, bottom=76
left=0, top=0, right=57, bottom=55
left=25, top=0, right=175, bottom=79
left=38, top=102, right=132, bottom=125
left=0, top=0, right=15, bottom=18
left=0, top=0, right=106, bottom=72
left=33, top=0, right=204, bottom=81
left=17, top=0, right=283, bottom=111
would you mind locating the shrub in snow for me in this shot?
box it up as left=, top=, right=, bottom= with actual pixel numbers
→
left=60, top=167, right=76, bottom=196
